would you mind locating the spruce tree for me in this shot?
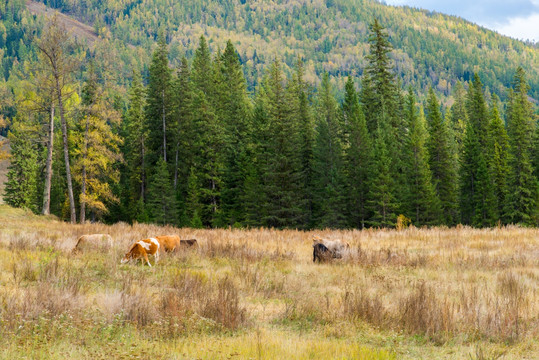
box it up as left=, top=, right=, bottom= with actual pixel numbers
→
left=426, top=88, right=459, bottom=225
left=367, top=125, right=398, bottom=228
left=343, top=76, right=371, bottom=229
left=260, top=60, right=303, bottom=228
left=488, top=95, right=510, bottom=221
left=145, top=31, right=172, bottom=165
left=219, top=40, right=252, bottom=226
left=404, top=89, right=440, bottom=225
left=148, top=157, right=177, bottom=225
left=312, top=73, right=347, bottom=228
left=192, top=35, right=213, bottom=96
left=504, top=67, right=538, bottom=225
left=125, top=69, right=149, bottom=221
left=288, top=58, right=314, bottom=228
left=448, top=81, right=468, bottom=153
left=3, top=120, right=39, bottom=212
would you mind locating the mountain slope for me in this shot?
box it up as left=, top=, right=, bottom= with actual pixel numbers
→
left=26, top=0, right=539, bottom=101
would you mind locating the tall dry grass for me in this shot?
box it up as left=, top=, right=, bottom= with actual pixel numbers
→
left=0, top=206, right=538, bottom=358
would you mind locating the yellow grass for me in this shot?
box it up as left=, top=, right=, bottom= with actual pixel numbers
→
left=0, top=204, right=538, bottom=359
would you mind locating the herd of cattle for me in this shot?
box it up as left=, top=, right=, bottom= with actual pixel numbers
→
left=72, top=233, right=350, bottom=266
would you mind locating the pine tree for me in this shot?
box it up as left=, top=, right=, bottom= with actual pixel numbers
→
left=488, top=95, right=510, bottom=221
left=191, top=90, right=226, bottom=227
left=171, top=57, right=195, bottom=226
left=219, top=40, right=252, bottom=226
left=125, top=69, right=148, bottom=221
left=148, top=157, right=177, bottom=225
left=460, top=76, right=497, bottom=226
left=288, top=58, right=315, bottom=228
left=343, top=76, right=371, bottom=229
left=426, top=88, right=459, bottom=225
left=192, top=35, right=213, bottom=96
left=448, top=81, right=468, bottom=153
left=404, top=89, right=440, bottom=225
left=145, top=31, right=172, bottom=165
left=504, top=67, right=538, bottom=225
left=3, top=120, right=39, bottom=212
left=312, top=73, right=346, bottom=228
left=186, top=167, right=203, bottom=228
left=367, top=125, right=398, bottom=228
left=260, top=60, right=303, bottom=228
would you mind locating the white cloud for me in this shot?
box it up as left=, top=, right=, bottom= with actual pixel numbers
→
left=494, top=13, right=539, bottom=42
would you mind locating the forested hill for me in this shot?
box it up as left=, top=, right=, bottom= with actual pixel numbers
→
left=3, top=0, right=539, bottom=101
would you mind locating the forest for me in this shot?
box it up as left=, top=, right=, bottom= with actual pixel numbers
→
left=0, top=0, right=538, bottom=228
left=2, top=8, right=538, bottom=229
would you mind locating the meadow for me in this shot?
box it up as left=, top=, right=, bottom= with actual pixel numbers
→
left=0, top=205, right=538, bottom=359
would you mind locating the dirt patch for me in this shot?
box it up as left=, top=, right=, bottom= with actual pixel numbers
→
left=26, top=0, right=98, bottom=47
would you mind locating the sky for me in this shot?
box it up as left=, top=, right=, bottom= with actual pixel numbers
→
left=384, top=0, right=539, bottom=42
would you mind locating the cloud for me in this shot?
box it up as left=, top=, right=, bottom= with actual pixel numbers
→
left=495, top=13, right=539, bottom=42
left=383, top=0, right=539, bottom=42
left=383, top=0, right=539, bottom=24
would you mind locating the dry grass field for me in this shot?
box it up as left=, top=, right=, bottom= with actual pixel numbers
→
left=0, top=205, right=538, bottom=359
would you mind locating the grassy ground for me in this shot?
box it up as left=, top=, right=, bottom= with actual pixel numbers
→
left=0, top=205, right=538, bottom=359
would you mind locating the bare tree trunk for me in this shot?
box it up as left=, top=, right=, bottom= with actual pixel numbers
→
left=162, top=90, right=167, bottom=163
left=42, top=102, right=54, bottom=215
left=141, top=139, right=146, bottom=201
left=56, top=81, right=77, bottom=223
left=174, top=142, right=179, bottom=190
left=80, top=117, right=89, bottom=224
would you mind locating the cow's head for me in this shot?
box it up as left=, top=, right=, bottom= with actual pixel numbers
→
left=120, top=244, right=138, bottom=264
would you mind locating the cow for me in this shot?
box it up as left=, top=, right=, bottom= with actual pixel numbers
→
left=179, top=239, right=198, bottom=248
left=121, top=237, right=161, bottom=267
left=73, top=234, right=113, bottom=253
left=312, top=235, right=350, bottom=262
left=154, top=235, right=182, bottom=253
left=313, top=242, right=332, bottom=262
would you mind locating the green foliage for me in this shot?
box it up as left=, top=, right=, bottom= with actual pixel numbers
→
left=3, top=120, right=39, bottom=212
left=147, top=157, right=177, bottom=225
left=426, top=88, right=459, bottom=225
left=504, top=68, right=538, bottom=225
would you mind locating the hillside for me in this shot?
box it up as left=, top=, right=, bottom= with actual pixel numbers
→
left=21, top=0, right=539, bottom=101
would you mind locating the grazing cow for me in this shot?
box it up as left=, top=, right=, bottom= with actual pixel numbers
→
left=155, top=235, right=181, bottom=252
left=73, top=234, right=113, bottom=253
left=179, top=239, right=198, bottom=248
left=312, top=236, right=350, bottom=261
left=121, top=237, right=160, bottom=266
left=313, top=242, right=332, bottom=262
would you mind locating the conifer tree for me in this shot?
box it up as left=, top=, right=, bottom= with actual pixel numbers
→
left=191, top=90, right=226, bottom=227
left=186, top=167, right=203, bottom=228
left=125, top=69, right=148, bottom=221
left=145, top=31, right=172, bottom=165
left=3, top=120, right=39, bottom=212
left=343, top=76, right=371, bottom=228
left=219, top=40, right=252, bottom=226
left=367, top=125, right=398, bottom=228
left=261, top=60, right=303, bottom=228
left=488, top=95, right=510, bottom=220
left=448, top=81, right=468, bottom=153
left=192, top=35, right=213, bottom=96
left=148, top=157, right=177, bottom=225
left=426, top=88, right=459, bottom=224
left=504, top=67, right=538, bottom=225
left=312, top=73, right=346, bottom=228
left=404, top=89, right=440, bottom=225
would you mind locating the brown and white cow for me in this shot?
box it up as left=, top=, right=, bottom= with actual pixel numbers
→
left=121, top=237, right=161, bottom=266
left=73, top=234, right=113, bottom=253
left=155, top=235, right=181, bottom=253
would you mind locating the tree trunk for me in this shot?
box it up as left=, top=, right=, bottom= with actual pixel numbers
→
left=162, top=89, right=167, bottom=162
left=141, top=139, right=145, bottom=201
left=42, top=102, right=54, bottom=215
left=56, top=81, right=77, bottom=223
left=174, top=142, right=179, bottom=190
left=80, top=117, right=89, bottom=224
